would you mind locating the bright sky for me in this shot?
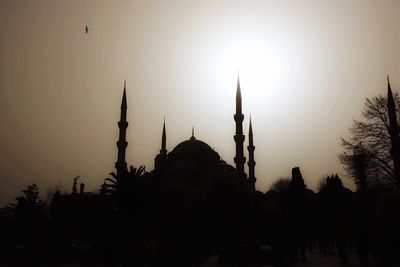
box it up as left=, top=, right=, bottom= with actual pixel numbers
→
left=1, top=0, right=400, bottom=205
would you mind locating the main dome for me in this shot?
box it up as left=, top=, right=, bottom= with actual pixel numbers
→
left=168, top=137, right=220, bottom=168
left=173, top=138, right=212, bottom=154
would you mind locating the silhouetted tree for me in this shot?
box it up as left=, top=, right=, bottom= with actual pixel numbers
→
left=0, top=203, right=16, bottom=220
left=352, top=144, right=370, bottom=192
left=318, top=174, right=350, bottom=264
left=14, top=183, right=46, bottom=222
left=44, top=182, right=66, bottom=205
left=103, top=166, right=146, bottom=215
left=270, top=177, right=291, bottom=193
left=289, top=167, right=307, bottom=261
left=3, top=184, right=47, bottom=252
left=100, top=181, right=107, bottom=196
left=346, top=144, right=374, bottom=266
left=318, top=174, right=344, bottom=194
left=339, top=85, right=400, bottom=190
left=103, top=165, right=146, bottom=197
left=290, top=167, right=306, bottom=197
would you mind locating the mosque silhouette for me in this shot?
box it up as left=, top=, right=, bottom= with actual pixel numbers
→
left=57, top=78, right=267, bottom=265
left=112, top=78, right=257, bottom=196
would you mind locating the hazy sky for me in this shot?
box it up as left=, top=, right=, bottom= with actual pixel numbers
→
left=1, top=0, right=400, bottom=205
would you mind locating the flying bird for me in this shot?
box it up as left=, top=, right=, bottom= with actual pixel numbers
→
left=85, top=25, right=88, bottom=34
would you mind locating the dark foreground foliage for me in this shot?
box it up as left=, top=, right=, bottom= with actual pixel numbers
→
left=1, top=169, right=400, bottom=267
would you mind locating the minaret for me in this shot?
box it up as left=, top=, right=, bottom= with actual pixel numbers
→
left=247, top=115, right=256, bottom=190
left=234, top=77, right=246, bottom=177
left=115, top=80, right=128, bottom=177
left=155, top=118, right=168, bottom=171
left=387, top=75, right=400, bottom=183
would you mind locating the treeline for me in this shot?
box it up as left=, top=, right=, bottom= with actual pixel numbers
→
left=0, top=167, right=399, bottom=266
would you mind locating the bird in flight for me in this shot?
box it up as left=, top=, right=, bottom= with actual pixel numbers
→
left=85, top=25, right=88, bottom=34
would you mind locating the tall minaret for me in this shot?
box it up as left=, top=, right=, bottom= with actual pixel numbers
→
left=115, top=81, right=128, bottom=177
left=234, top=77, right=246, bottom=177
left=247, top=115, right=256, bottom=190
left=155, top=118, right=168, bottom=171
left=387, top=76, right=400, bottom=183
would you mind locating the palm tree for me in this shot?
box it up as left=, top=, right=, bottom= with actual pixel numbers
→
left=102, top=165, right=146, bottom=197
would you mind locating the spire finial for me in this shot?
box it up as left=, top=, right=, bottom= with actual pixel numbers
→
left=121, top=81, right=127, bottom=109
left=249, top=113, right=253, bottom=137
left=388, top=74, right=393, bottom=93
left=163, top=116, right=166, bottom=129
left=190, top=125, right=196, bottom=140
left=236, top=74, right=242, bottom=100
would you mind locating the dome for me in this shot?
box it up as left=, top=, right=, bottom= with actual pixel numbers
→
left=173, top=139, right=213, bottom=154
left=168, top=137, right=220, bottom=168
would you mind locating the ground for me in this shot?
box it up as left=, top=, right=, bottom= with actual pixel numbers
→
left=200, top=251, right=378, bottom=267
